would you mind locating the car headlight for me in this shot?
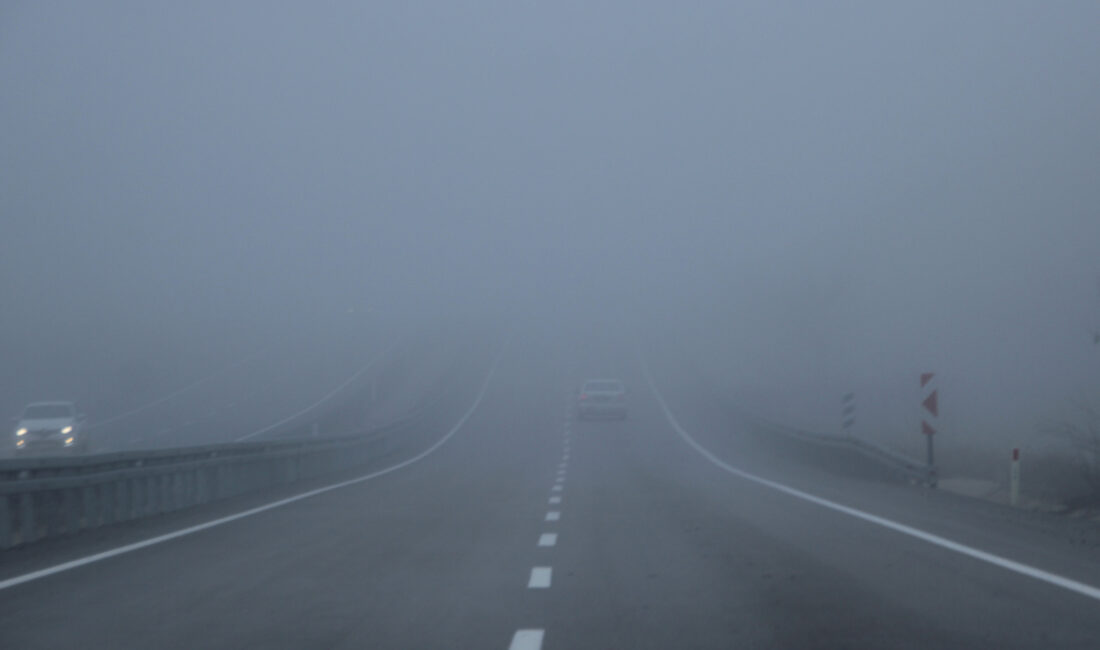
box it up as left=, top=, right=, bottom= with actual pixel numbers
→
left=16, top=439, right=25, bottom=447
left=15, top=428, right=27, bottom=436
left=61, top=426, right=73, bottom=435
left=64, top=437, right=75, bottom=445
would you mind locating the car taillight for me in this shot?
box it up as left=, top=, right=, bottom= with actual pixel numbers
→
left=579, top=394, right=588, bottom=401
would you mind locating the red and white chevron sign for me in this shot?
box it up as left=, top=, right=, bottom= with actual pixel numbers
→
left=920, top=372, right=937, bottom=436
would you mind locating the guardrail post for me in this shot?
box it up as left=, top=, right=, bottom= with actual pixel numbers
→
left=1010, top=448, right=1021, bottom=508
left=216, top=464, right=229, bottom=498
left=20, top=492, right=36, bottom=545
left=167, top=473, right=178, bottom=512
left=46, top=491, right=63, bottom=537
left=66, top=487, right=81, bottom=534
left=197, top=467, right=209, bottom=504
left=178, top=471, right=188, bottom=508
left=149, top=475, right=160, bottom=514
left=156, top=474, right=166, bottom=513
left=100, top=483, right=114, bottom=526
left=145, top=475, right=155, bottom=515
left=121, top=478, right=133, bottom=521
left=82, top=485, right=96, bottom=529
left=133, top=477, right=143, bottom=517
left=0, top=495, right=11, bottom=549
left=191, top=469, right=200, bottom=506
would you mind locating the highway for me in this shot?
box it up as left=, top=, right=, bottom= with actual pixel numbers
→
left=2, top=333, right=1099, bottom=649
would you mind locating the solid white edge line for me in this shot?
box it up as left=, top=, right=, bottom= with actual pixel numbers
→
left=528, top=566, right=552, bottom=588
left=0, top=336, right=512, bottom=593
left=236, top=338, right=403, bottom=441
left=510, top=629, right=545, bottom=650
left=538, top=533, right=557, bottom=547
left=639, top=357, right=1100, bottom=603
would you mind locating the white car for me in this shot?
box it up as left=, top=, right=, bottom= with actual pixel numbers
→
left=576, top=379, right=628, bottom=420
left=13, top=401, right=88, bottom=454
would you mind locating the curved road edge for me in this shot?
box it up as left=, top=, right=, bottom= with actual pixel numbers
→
left=0, top=334, right=512, bottom=592
left=638, top=355, right=1100, bottom=604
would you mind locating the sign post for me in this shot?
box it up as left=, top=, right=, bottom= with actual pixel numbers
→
left=921, top=373, right=938, bottom=486
left=1010, top=448, right=1021, bottom=508
left=841, top=392, right=856, bottom=438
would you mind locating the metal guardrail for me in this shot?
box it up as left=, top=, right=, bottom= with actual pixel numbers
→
left=733, top=408, right=937, bottom=486
left=0, top=418, right=409, bottom=550
left=673, top=354, right=937, bottom=486
left=0, top=352, right=470, bottom=550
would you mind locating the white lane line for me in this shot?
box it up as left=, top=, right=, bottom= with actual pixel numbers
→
left=545, top=511, right=561, bottom=521
left=549, top=496, right=562, bottom=504
left=640, top=358, right=1100, bottom=604
left=551, top=485, right=563, bottom=492
left=528, top=567, right=553, bottom=588
left=556, top=469, right=566, bottom=476
left=538, top=533, right=558, bottom=547
left=0, top=338, right=512, bottom=593
left=510, top=629, right=545, bottom=650
left=558, top=463, right=567, bottom=469
left=237, top=339, right=402, bottom=441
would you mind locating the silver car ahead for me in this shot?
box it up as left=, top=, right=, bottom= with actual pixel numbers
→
left=577, top=379, right=628, bottom=420
left=13, top=401, right=88, bottom=454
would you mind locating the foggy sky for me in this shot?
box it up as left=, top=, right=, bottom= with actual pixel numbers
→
left=3, top=2, right=1099, bottom=450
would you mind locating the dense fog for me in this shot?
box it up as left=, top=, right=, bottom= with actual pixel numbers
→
left=3, top=2, right=1099, bottom=463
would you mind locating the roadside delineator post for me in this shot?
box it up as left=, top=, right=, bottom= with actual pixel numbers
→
left=921, top=373, right=938, bottom=487
left=841, top=392, right=856, bottom=439
left=1010, top=448, right=1021, bottom=508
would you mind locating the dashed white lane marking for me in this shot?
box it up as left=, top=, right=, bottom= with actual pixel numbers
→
left=538, top=533, right=557, bottom=547
left=510, top=629, right=545, bottom=650
left=558, top=462, right=567, bottom=469
left=640, top=358, right=1100, bottom=604
left=545, top=511, right=561, bottom=521
left=551, top=485, right=563, bottom=492
left=528, top=567, right=553, bottom=588
left=554, top=477, right=564, bottom=484
left=0, top=337, right=513, bottom=593
left=549, top=496, right=561, bottom=504
left=556, top=469, right=566, bottom=476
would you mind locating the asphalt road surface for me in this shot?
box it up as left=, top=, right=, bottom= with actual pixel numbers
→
left=2, top=333, right=1099, bottom=649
